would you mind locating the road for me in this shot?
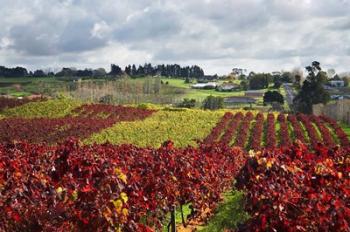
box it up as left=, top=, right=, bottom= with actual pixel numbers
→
left=283, top=83, right=295, bottom=110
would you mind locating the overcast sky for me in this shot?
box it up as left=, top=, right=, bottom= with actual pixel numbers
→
left=0, top=0, right=350, bottom=75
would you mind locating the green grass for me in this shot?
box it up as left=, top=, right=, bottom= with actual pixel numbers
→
left=0, top=77, right=69, bottom=97
left=162, top=78, right=244, bottom=98
left=340, top=122, right=350, bottom=139
left=0, top=77, right=56, bottom=83
left=199, top=191, right=249, bottom=232
left=162, top=204, right=192, bottom=232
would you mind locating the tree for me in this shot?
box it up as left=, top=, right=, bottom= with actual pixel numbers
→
left=125, top=65, right=131, bottom=75
left=342, top=77, right=349, bottom=87
left=294, top=75, right=302, bottom=88
left=55, top=68, right=76, bottom=77
left=202, top=96, right=224, bottom=110
left=293, top=61, right=330, bottom=114
left=280, top=72, right=293, bottom=83
left=263, top=91, right=284, bottom=104
left=184, top=76, right=191, bottom=83
left=273, top=81, right=282, bottom=89
left=0, top=66, right=28, bottom=77
left=177, top=98, right=196, bottom=108
left=93, top=68, right=107, bottom=77
left=109, top=64, right=123, bottom=76
left=131, top=65, right=137, bottom=76
left=333, top=74, right=341, bottom=80
left=76, top=69, right=93, bottom=77
left=33, top=69, right=46, bottom=77
left=249, top=73, right=270, bottom=90
left=240, top=80, right=248, bottom=90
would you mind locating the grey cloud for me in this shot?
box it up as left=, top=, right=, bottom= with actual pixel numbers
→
left=9, top=24, right=59, bottom=56
left=114, top=7, right=181, bottom=42
left=58, top=20, right=107, bottom=52
left=1, top=0, right=350, bottom=74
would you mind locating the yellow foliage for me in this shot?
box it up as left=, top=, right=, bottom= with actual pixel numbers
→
left=114, top=168, right=127, bottom=183
left=121, top=208, right=128, bottom=217
left=85, top=109, right=225, bottom=148
left=120, top=192, right=128, bottom=203
left=2, top=98, right=81, bottom=118
left=112, top=199, right=123, bottom=214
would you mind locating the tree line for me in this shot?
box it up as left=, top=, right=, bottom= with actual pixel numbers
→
left=0, top=63, right=205, bottom=79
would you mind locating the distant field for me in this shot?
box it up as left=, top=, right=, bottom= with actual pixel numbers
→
left=0, top=76, right=289, bottom=111
left=161, top=78, right=245, bottom=99
left=0, top=77, right=67, bottom=97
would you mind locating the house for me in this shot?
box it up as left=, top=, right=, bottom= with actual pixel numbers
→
left=26, top=94, right=44, bottom=100
left=216, top=83, right=240, bottom=92
left=244, top=90, right=265, bottom=98
left=224, top=96, right=256, bottom=104
left=329, top=80, right=345, bottom=87
left=271, top=71, right=282, bottom=76
left=191, top=82, right=217, bottom=89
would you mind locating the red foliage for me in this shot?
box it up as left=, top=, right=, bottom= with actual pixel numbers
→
left=287, top=114, right=306, bottom=144
left=72, top=104, right=155, bottom=121
left=298, top=113, right=321, bottom=149
left=0, top=139, right=128, bottom=231
left=234, top=112, right=254, bottom=148
left=0, top=139, right=246, bottom=231
left=265, top=113, right=276, bottom=149
left=277, top=113, right=291, bottom=147
left=0, top=97, right=45, bottom=112
left=236, top=144, right=350, bottom=232
left=219, top=112, right=243, bottom=145
left=320, top=115, right=350, bottom=147
left=249, top=113, right=264, bottom=151
left=0, top=104, right=155, bottom=144
left=310, top=115, right=335, bottom=147
left=203, top=112, right=233, bottom=144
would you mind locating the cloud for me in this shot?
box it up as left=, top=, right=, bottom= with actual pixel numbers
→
left=0, top=0, right=350, bottom=74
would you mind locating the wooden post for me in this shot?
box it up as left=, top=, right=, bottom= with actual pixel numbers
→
left=170, top=206, right=176, bottom=232
left=180, top=204, right=186, bottom=227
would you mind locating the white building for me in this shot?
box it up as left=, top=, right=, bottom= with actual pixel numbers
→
left=329, top=80, right=345, bottom=87
left=191, top=82, right=217, bottom=89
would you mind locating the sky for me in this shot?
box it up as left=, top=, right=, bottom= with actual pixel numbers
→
left=0, top=0, right=350, bottom=75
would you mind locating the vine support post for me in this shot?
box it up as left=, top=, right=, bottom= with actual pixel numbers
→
left=180, top=204, right=186, bottom=227
left=170, top=205, right=176, bottom=232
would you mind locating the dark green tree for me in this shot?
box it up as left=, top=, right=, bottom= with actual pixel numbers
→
left=263, top=91, right=284, bottom=104
left=33, top=69, right=46, bottom=77
left=240, top=80, right=248, bottom=90
left=293, top=61, right=330, bottom=114
left=202, top=96, right=224, bottom=110
left=281, top=72, right=293, bottom=83
left=109, top=64, right=123, bottom=76
left=249, top=73, right=270, bottom=89
left=177, top=98, right=196, bottom=108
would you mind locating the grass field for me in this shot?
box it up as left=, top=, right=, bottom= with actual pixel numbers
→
left=0, top=77, right=67, bottom=97
left=161, top=78, right=245, bottom=100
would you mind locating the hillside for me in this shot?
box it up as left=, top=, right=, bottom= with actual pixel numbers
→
left=0, top=98, right=350, bottom=231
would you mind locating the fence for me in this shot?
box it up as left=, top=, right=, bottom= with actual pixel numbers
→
left=313, top=99, right=350, bottom=124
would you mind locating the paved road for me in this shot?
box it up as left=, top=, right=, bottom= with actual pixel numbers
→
left=283, top=83, right=295, bottom=110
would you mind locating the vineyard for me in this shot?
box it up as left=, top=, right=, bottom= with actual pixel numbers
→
left=0, top=98, right=350, bottom=231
